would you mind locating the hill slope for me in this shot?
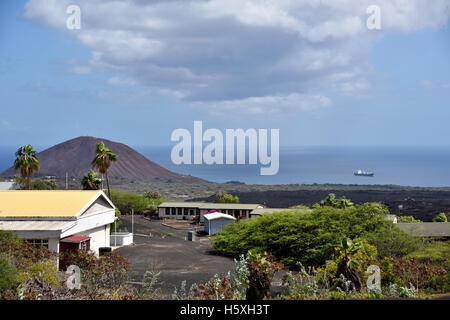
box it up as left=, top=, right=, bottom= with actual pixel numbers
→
left=1, top=136, right=203, bottom=182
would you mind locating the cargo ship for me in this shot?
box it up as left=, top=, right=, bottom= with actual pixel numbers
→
left=354, top=170, right=374, bottom=177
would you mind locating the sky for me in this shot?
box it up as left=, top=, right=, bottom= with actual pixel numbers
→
left=0, top=0, right=449, bottom=148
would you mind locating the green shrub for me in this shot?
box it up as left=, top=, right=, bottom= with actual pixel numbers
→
left=212, top=203, right=418, bottom=266
left=61, top=250, right=132, bottom=299
left=406, top=241, right=450, bottom=262
left=0, top=231, right=57, bottom=299
left=398, top=284, right=417, bottom=298
left=316, top=238, right=379, bottom=287
left=0, top=231, right=55, bottom=266
left=364, top=225, right=421, bottom=257
left=432, top=213, right=448, bottom=222
left=281, top=265, right=319, bottom=299
left=0, top=230, right=21, bottom=246
left=17, top=259, right=59, bottom=288
left=110, top=190, right=161, bottom=214
left=379, top=257, right=402, bottom=288
left=397, top=216, right=422, bottom=223
left=389, top=256, right=448, bottom=293
left=0, top=254, right=18, bottom=291
left=328, top=290, right=348, bottom=300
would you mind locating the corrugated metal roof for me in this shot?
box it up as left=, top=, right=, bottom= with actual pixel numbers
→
left=158, top=202, right=263, bottom=210
left=397, top=222, right=450, bottom=237
left=61, top=235, right=91, bottom=243
left=0, top=190, right=110, bottom=218
left=158, top=202, right=205, bottom=208
left=0, top=220, right=72, bottom=231
left=0, top=182, right=14, bottom=190
left=204, top=212, right=237, bottom=221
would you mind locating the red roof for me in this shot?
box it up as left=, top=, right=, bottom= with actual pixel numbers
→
left=60, top=235, right=91, bottom=243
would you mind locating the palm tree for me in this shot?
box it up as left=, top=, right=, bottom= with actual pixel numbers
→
left=81, top=169, right=102, bottom=190
left=91, top=142, right=118, bottom=199
left=14, top=144, right=40, bottom=190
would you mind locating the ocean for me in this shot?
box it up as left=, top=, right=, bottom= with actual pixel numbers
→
left=1, top=146, right=449, bottom=187
left=138, top=146, right=450, bottom=187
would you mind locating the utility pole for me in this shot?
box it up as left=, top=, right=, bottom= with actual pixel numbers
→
left=132, top=208, right=134, bottom=244
left=65, top=172, right=68, bottom=190
left=114, top=218, right=117, bottom=247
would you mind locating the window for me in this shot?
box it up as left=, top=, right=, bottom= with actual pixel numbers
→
left=165, top=208, right=170, bottom=215
left=178, top=208, right=182, bottom=215
left=184, top=208, right=188, bottom=215
left=171, top=208, right=176, bottom=215
left=80, top=241, right=88, bottom=251
left=189, top=209, right=194, bottom=216
left=196, top=208, right=200, bottom=215
left=26, top=239, right=49, bottom=249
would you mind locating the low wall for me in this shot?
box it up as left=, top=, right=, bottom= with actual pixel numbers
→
left=110, top=232, right=133, bottom=246
left=397, top=222, right=450, bottom=238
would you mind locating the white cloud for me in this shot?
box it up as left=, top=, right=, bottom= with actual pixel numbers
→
left=1, top=120, right=11, bottom=128
left=107, top=76, right=136, bottom=86
left=23, top=0, right=450, bottom=115
left=192, top=93, right=332, bottom=116
left=70, top=65, right=91, bottom=74
left=421, top=80, right=450, bottom=89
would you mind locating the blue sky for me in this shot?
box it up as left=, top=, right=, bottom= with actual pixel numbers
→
left=0, top=0, right=449, bottom=148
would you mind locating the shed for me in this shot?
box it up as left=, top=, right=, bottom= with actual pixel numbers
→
left=204, top=212, right=236, bottom=235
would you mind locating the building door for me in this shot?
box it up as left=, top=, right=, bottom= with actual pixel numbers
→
left=59, top=235, right=91, bottom=270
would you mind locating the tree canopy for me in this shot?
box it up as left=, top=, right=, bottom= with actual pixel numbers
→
left=216, top=191, right=239, bottom=204
left=81, top=170, right=102, bottom=190
left=13, top=145, right=40, bottom=190
left=211, top=202, right=420, bottom=266
left=13, top=176, right=57, bottom=190
left=91, top=142, right=118, bottom=199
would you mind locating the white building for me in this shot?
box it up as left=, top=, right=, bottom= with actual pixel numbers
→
left=0, top=181, right=14, bottom=190
left=158, top=202, right=264, bottom=221
left=0, top=190, right=116, bottom=268
left=204, top=212, right=236, bottom=235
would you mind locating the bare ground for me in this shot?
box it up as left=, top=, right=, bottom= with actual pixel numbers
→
left=115, top=216, right=236, bottom=296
